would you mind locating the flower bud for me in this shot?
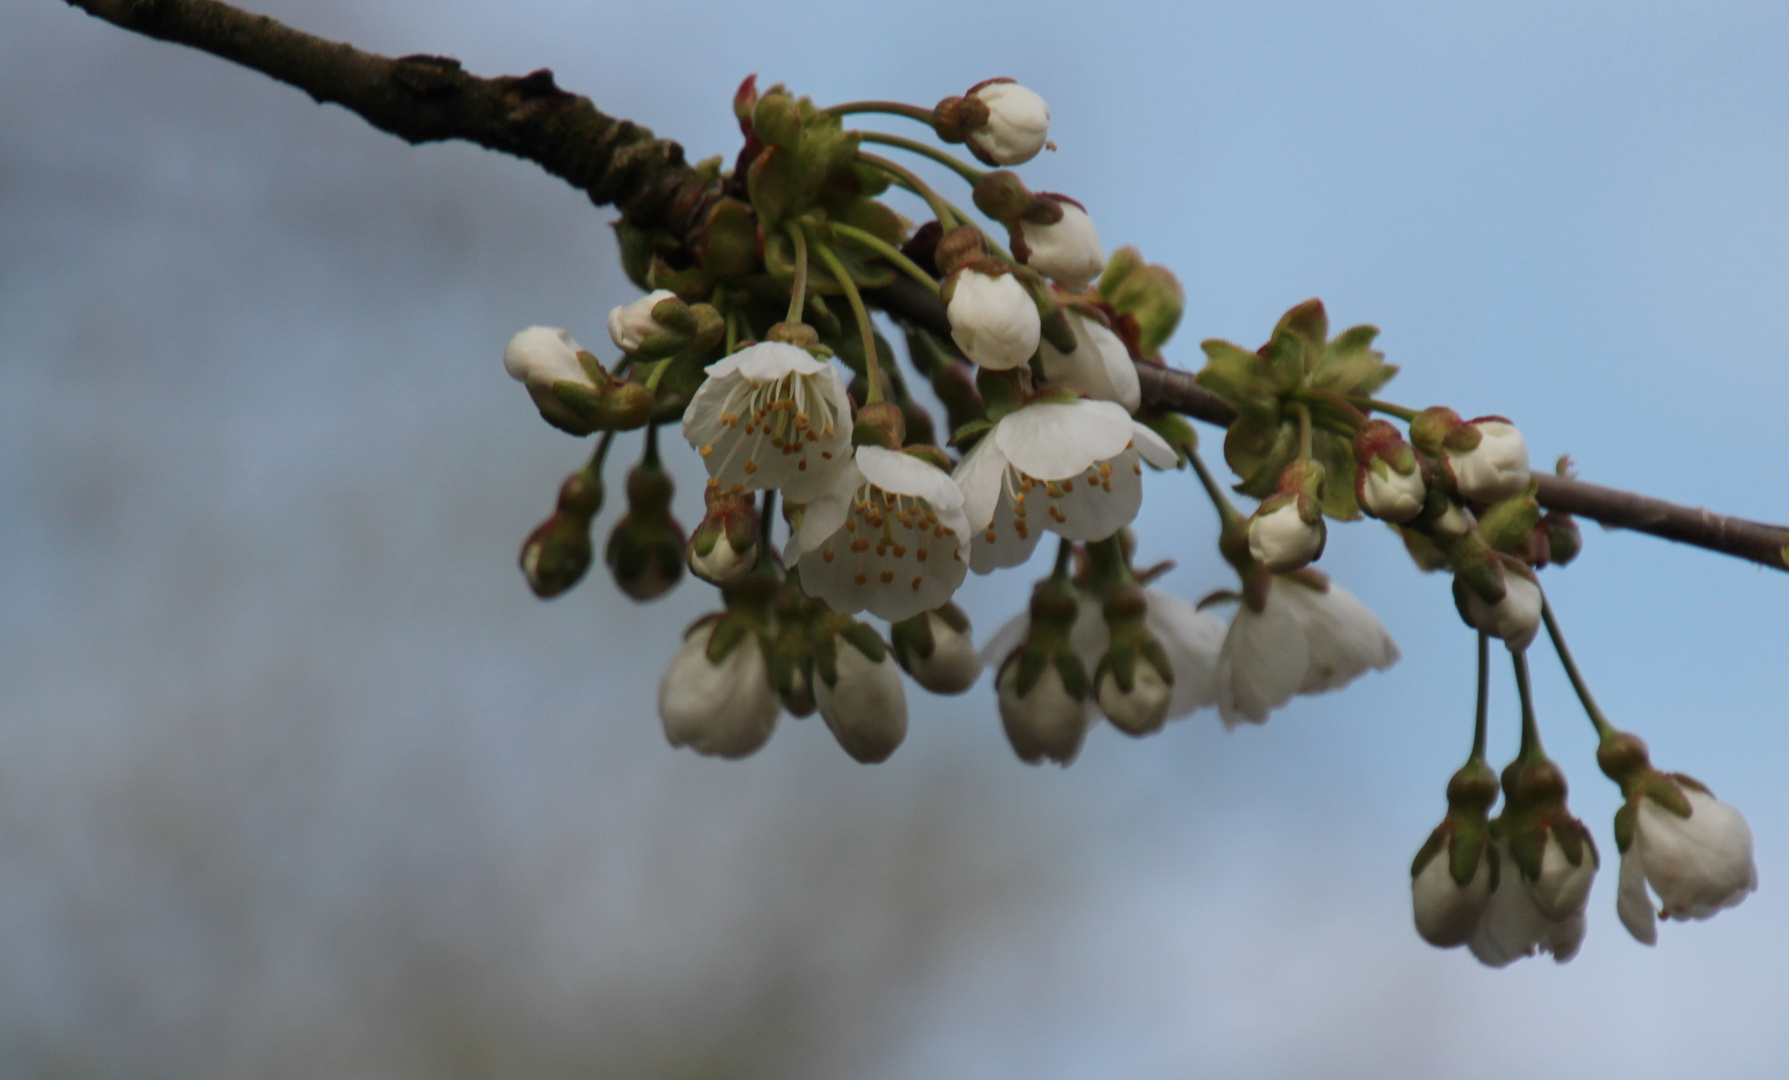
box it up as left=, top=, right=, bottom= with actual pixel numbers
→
left=658, top=615, right=779, bottom=759
left=1541, top=512, right=1582, bottom=567
left=1618, top=777, right=1757, bottom=945
left=814, top=620, right=909, bottom=763
left=518, top=467, right=603, bottom=599
left=1352, top=420, right=1425, bottom=523
left=936, top=79, right=1050, bottom=167
left=687, top=481, right=759, bottom=587
left=503, top=326, right=604, bottom=435
left=1088, top=581, right=1175, bottom=737
left=1445, top=418, right=1531, bottom=504
left=607, top=289, right=686, bottom=355
left=605, top=449, right=685, bottom=602
left=1247, top=494, right=1325, bottom=573
left=1014, top=195, right=1104, bottom=291
left=1453, top=557, right=1542, bottom=650
left=942, top=265, right=1042, bottom=371
left=890, top=603, right=982, bottom=695
left=994, top=577, right=1091, bottom=766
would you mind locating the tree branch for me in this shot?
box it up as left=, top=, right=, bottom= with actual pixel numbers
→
left=66, top=0, right=1789, bottom=574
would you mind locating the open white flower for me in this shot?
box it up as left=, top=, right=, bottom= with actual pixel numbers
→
left=657, top=620, right=779, bottom=760
left=1468, top=837, right=1594, bottom=967
left=955, top=400, right=1177, bottom=574
left=607, top=288, right=681, bottom=353
left=1618, top=785, right=1757, bottom=945
left=1447, top=418, right=1530, bottom=503
left=964, top=80, right=1050, bottom=166
left=786, top=446, right=970, bottom=622
left=1017, top=198, right=1104, bottom=290
left=1214, top=574, right=1399, bottom=727
left=682, top=341, right=852, bottom=503
left=947, top=269, right=1041, bottom=371
left=1037, top=311, right=1140, bottom=411
left=815, top=630, right=908, bottom=764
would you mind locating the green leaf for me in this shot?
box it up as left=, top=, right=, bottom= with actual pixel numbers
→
left=1310, top=324, right=1390, bottom=395
left=1271, top=298, right=1328, bottom=374
left=1224, top=417, right=1298, bottom=497
left=1196, top=339, right=1279, bottom=419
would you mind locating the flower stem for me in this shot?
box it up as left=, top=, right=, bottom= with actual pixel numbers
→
left=1350, top=396, right=1419, bottom=423
left=1294, top=403, right=1313, bottom=461
left=1470, top=631, right=1489, bottom=764
left=829, top=223, right=941, bottom=296
left=724, top=306, right=741, bottom=355
left=812, top=241, right=884, bottom=404
left=1085, top=536, right=1133, bottom=590
left=826, top=100, right=936, bottom=125
left=1051, top=537, right=1075, bottom=581
left=760, top=487, right=777, bottom=554
left=852, top=130, right=986, bottom=185
left=785, top=221, right=810, bottom=324
left=643, top=357, right=672, bottom=392
left=1540, top=596, right=1616, bottom=738
left=857, top=153, right=957, bottom=230
left=1511, top=648, right=1547, bottom=762
left=642, top=417, right=661, bottom=465
left=1189, top=450, right=1243, bottom=531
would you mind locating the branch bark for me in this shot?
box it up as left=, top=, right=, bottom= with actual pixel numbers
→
left=64, top=0, right=1789, bottom=574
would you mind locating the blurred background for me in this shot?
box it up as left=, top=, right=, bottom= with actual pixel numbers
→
left=3, top=0, right=1787, bottom=1076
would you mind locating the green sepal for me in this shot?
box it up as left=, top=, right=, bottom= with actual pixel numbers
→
left=1613, top=800, right=1638, bottom=853
left=1011, top=645, right=1048, bottom=698
left=839, top=621, right=889, bottom=664
left=1551, top=817, right=1590, bottom=868
left=813, top=630, right=839, bottom=689
left=1411, top=826, right=1448, bottom=879
left=1312, top=430, right=1361, bottom=520
left=889, top=610, right=936, bottom=667
left=705, top=615, right=751, bottom=665
left=747, top=146, right=805, bottom=230
left=1395, top=524, right=1453, bottom=573
left=1448, top=829, right=1488, bottom=889
left=1052, top=649, right=1089, bottom=700
left=1039, top=304, right=1077, bottom=353
left=950, top=418, right=994, bottom=449
left=1641, top=774, right=1694, bottom=819
left=1504, top=819, right=1546, bottom=883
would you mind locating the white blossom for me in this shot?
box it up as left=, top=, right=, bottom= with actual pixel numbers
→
left=1460, top=566, right=1543, bottom=651
left=1247, top=499, right=1324, bottom=573
left=1037, top=311, right=1140, bottom=411
left=995, top=659, right=1089, bottom=766
left=896, top=609, right=982, bottom=695
left=955, top=401, right=1177, bottom=574
left=657, top=622, right=779, bottom=760
left=1360, top=459, right=1426, bottom=523
left=682, top=341, right=853, bottom=503
left=786, top=447, right=970, bottom=622
left=1468, top=838, right=1594, bottom=967
left=1618, top=786, right=1757, bottom=945
left=606, top=288, right=681, bottom=353
left=947, top=269, right=1041, bottom=371
left=965, top=80, right=1050, bottom=166
left=1412, top=843, right=1495, bottom=949
left=816, top=636, right=908, bottom=764
left=1018, top=199, right=1104, bottom=290
left=1215, top=574, right=1399, bottom=727
left=1448, top=419, right=1530, bottom=503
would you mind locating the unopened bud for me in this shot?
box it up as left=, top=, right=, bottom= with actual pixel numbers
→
left=605, top=451, right=685, bottom=601
left=933, top=225, right=988, bottom=277
left=1353, top=420, right=1425, bottom=523
left=890, top=603, right=981, bottom=695
left=1541, top=512, right=1583, bottom=566
left=687, top=482, right=760, bottom=587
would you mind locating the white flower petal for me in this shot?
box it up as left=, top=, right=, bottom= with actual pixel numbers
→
left=1037, top=313, right=1139, bottom=411
left=657, top=626, right=779, bottom=759
left=684, top=342, right=852, bottom=502
left=1636, top=788, right=1757, bottom=921
left=1144, top=591, right=1226, bottom=717
left=1276, top=578, right=1399, bottom=695
left=1215, top=597, right=1308, bottom=727
left=816, top=641, right=907, bottom=764
left=1617, top=846, right=1659, bottom=945
left=1130, top=421, right=1179, bottom=470
left=994, top=400, right=1135, bottom=480
left=1019, top=201, right=1103, bottom=290
left=997, top=659, right=1089, bottom=766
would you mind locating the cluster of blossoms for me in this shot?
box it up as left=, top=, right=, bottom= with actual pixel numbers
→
left=500, top=75, right=1755, bottom=964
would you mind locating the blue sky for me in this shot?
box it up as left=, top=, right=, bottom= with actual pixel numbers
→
left=3, top=0, right=1787, bottom=1076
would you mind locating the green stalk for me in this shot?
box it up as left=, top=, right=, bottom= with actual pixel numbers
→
left=1470, top=631, right=1489, bottom=764
left=857, top=153, right=957, bottom=231
left=829, top=222, right=941, bottom=295
left=853, top=130, right=986, bottom=185
left=812, top=241, right=884, bottom=404
left=1350, top=396, right=1419, bottom=423
left=1540, top=597, right=1616, bottom=738
left=825, top=100, right=936, bottom=124
left=1051, top=536, right=1075, bottom=581
left=1188, top=451, right=1244, bottom=531
left=1511, top=649, right=1547, bottom=762
left=784, top=222, right=810, bottom=324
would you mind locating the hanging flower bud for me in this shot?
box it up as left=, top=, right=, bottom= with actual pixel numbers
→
left=518, top=465, right=603, bottom=599
left=657, top=610, right=779, bottom=760
left=991, top=575, right=1092, bottom=766
left=1445, top=417, right=1531, bottom=503
left=1091, top=581, right=1175, bottom=737
left=1352, top=420, right=1425, bottom=524
left=934, top=79, right=1050, bottom=167
left=1469, top=755, right=1597, bottom=967
left=1037, top=311, right=1141, bottom=411
left=1454, top=557, right=1542, bottom=651
left=607, top=289, right=684, bottom=355
left=890, top=603, right=982, bottom=695
left=605, top=439, right=685, bottom=601
left=1595, top=730, right=1757, bottom=945
left=1014, top=195, right=1104, bottom=291
left=1247, top=461, right=1327, bottom=574
left=1410, top=759, right=1500, bottom=949
left=942, top=263, right=1042, bottom=371
left=686, top=481, right=760, bottom=587
left=813, top=619, right=909, bottom=763
left=1541, top=512, right=1583, bottom=567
